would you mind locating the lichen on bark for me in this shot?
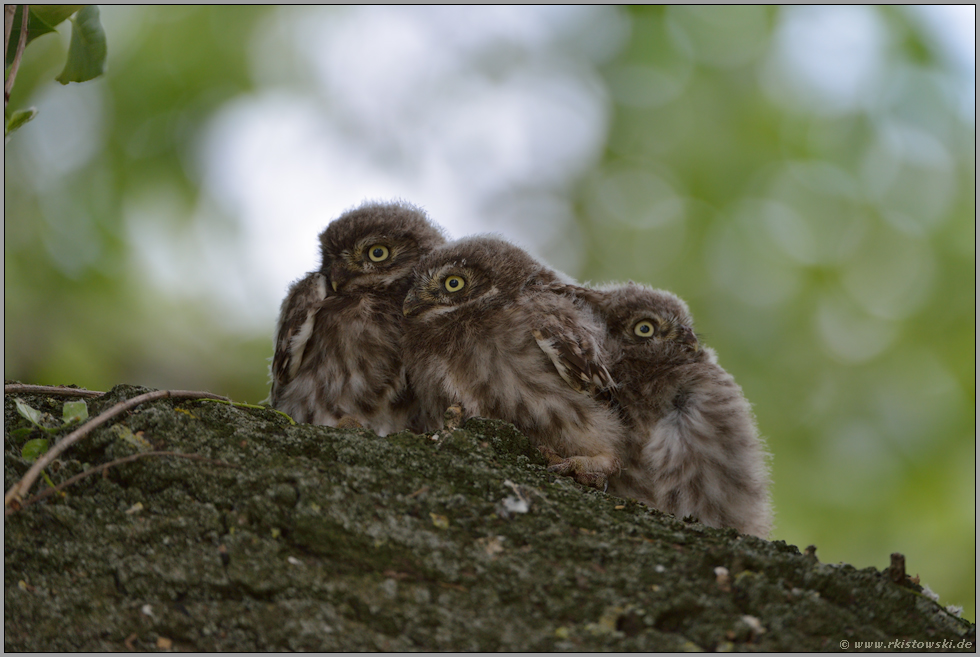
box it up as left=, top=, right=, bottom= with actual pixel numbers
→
left=4, top=384, right=975, bottom=651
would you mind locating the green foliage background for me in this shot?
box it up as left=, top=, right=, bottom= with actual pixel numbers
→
left=4, top=6, right=975, bottom=620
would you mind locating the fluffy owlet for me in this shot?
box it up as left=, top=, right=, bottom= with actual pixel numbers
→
left=269, top=201, right=447, bottom=435
left=402, top=236, right=626, bottom=488
left=570, top=282, right=773, bottom=538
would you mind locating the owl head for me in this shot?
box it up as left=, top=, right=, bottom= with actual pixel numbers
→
left=403, top=236, right=560, bottom=318
left=589, top=282, right=702, bottom=358
left=318, top=201, right=447, bottom=294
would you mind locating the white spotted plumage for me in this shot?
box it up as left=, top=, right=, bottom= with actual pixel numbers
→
left=402, top=236, right=627, bottom=488
left=268, top=200, right=446, bottom=435
left=568, top=281, right=774, bottom=538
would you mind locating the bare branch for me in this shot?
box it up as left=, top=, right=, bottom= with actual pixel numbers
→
left=4, top=384, right=106, bottom=398
left=4, top=5, right=16, bottom=59
left=4, top=4, right=29, bottom=109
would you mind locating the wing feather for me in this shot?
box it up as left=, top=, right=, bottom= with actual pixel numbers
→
left=270, top=272, right=328, bottom=401
left=532, top=320, right=613, bottom=396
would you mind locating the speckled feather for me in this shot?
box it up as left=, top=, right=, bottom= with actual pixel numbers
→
left=269, top=201, right=446, bottom=435
left=402, top=236, right=626, bottom=485
left=572, top=282, right=773, bottom=538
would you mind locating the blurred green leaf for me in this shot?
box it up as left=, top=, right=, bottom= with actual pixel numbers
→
left=110, top=424, right=152, bottom=452
left=14, top=398, right=43, bottom=426
left=4, top=5, right=85, bottom=67
left=41, top=470, right=59, bottom=489
left=55, top=5, right=107, bottom=84
left=4, top=107, right=37, bottom=140
left=62, top=399, right=89, bottom=423
left=21, top=438, right=50, bottom=462
left=30, top=5, right=87, bottom=28
left=9, top=427, right=34, bottom=439
left=878, top=5, right=937, bottom=67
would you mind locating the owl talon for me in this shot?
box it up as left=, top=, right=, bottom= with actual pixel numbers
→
left=575, top=472, right=608, bottom=490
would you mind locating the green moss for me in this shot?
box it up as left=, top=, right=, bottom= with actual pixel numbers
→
left=4, top=384, right=975, bottom=651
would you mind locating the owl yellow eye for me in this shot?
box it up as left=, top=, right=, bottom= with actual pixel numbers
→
left=634, top=320, right=656, bottom=337
left=368, top=245, right=389, bottom=262
left=444, top=275, right=466, bottom=292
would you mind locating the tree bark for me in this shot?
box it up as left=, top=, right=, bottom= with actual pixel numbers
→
left=4, top=383, right=975, bottom=651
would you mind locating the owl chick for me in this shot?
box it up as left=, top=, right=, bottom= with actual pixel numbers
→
left=269, top=200, right=447, bottom=435
left=402, top=236, right=626, bottom=488
left=572, top=282, right=773, bottom=538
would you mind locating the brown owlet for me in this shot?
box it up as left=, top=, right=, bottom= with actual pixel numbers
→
left=269, top=201, right=447, bottom=435
left=571, top=282, right=773, bottom=538
left=402, top=236, right=626, bottom=488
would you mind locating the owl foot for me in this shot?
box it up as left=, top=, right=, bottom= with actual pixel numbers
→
left=336, top=416, right=364, bottom=430
left=443, top=404, right=465, bottom=431
left=537, top=445, right=565, bottom=468
left=542, top=451, right=618, bottom=491
left=547, top=460, right=608, bottom=490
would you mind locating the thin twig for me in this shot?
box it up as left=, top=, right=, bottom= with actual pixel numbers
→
left=4, top=5, right=16, bottom=60
left=4, top=4, right=29, bottom=108
left=4, top=384, right=106, bottom=398
left=4, top=389, right=231, bottom=509
left=9, top=450, right=242, bottom=514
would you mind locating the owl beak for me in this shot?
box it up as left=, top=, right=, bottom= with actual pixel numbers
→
left=403, top=289, right=422, bottom=317
left=329, top=264, right=353, bottom=293
left=678, top=326, right=700, bottom=351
